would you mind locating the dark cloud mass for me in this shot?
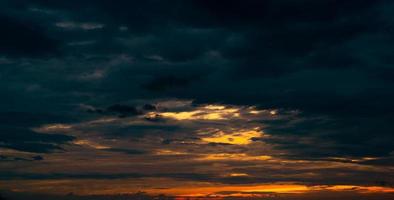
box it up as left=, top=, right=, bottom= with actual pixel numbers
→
left=0, top=15, right=58, bottom=57
left=1, top=0, right=394, bottom=198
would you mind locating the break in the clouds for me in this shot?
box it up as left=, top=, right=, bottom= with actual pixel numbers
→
left=1, top=0, right=394, bottom=199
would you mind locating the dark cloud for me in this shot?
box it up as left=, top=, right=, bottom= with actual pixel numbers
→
left=32, top=155, right=44, bottom=161
left=0, top=112, right=73, bottom=127
left=0, top=172, right=144, bottom=180
left=144, top=76, right=195, bottom=92
left=142, top=104, right=156, bottom=111
left=0, top=171, right=214, bottom=182
left=0, top=112, right=75, bottom=153
left=100, top=124, right=183, bottom=138
left=0, top=14, right=58, bottom=57
left=0, top=155, right=29, bottom=162
left=105, top=148, right=145, bottom=155
left=261, top=112, right=394, bottom=158
left=0, top=155, right=44, bottom=162
left=0, top=126, right=74, bottom=153
left=106, top=104, right=141, bottom=117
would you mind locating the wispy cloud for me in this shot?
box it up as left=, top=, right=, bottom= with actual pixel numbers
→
left=55, top=22, right=104, bottom=30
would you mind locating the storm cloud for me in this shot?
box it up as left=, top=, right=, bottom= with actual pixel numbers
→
left=1, top=0, right=394, bottom=198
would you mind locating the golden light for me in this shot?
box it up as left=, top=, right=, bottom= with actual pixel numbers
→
left=198, top=153, right=272, bottom=161
left=150, top=104, right=241, bottom=121
left=270, top=110, right=277, bottom=115
left=149, top=183, right=311, bottom=196
left=155, top=149, right=187, bottom=155
left=200, top=129, right=262, bottom=145
left=36, top=123, right=72, bottom=132
left=228, top=173, right=249, bottom=177
left=73, top=139, right=110, bottom=150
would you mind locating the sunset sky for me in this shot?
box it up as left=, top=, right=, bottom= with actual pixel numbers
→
left=1, top=0, right=394, bottom=199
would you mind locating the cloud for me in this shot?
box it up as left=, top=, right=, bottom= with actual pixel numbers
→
left=143, top=76, right=196, bottom=92
left=0, top=126, right=74, bottom=153
left=105, top=148, right=146, bottom=155
left=0, top=112, right=75, bottom=153
left=0, top=15, right=58, bottom=57
left=106, top=104, right=141, bottom=116
left=55, top=22, right=104, bottom=30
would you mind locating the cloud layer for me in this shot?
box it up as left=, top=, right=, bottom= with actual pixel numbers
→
left=0, top=0, right=394, bottom=197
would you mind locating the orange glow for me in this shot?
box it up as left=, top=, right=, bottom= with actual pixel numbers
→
left=149, top=104, right=241, bottom=121
left=197, top=153, right=272, bottom=161
left=200, top=129, right=262, bottom=145
left=3, top=179, right=394, bottom=197
left=35, top=123, right=73, bottom=133
left=151, top=184, right=394, bottom=197
left=249, top=110, right=261, bottom=114
left=228, top=173, right=249, bottom=177
left=310, top=185, right=394, bottom=193
left=204, top=105, right=226, bottom=110
left=148, top=184, right=310, bottom=196
left=73, top=139, right=110, bottom=149
left=155, top=149, right=187, bottom=155
left=270, top=110, right=277, bottom=115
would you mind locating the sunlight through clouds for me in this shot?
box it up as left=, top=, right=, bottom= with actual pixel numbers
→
left=199, top=128, right=263, bottom=145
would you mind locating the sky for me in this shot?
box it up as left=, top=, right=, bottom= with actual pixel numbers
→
left=1, top=0, right=394, bottom=199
